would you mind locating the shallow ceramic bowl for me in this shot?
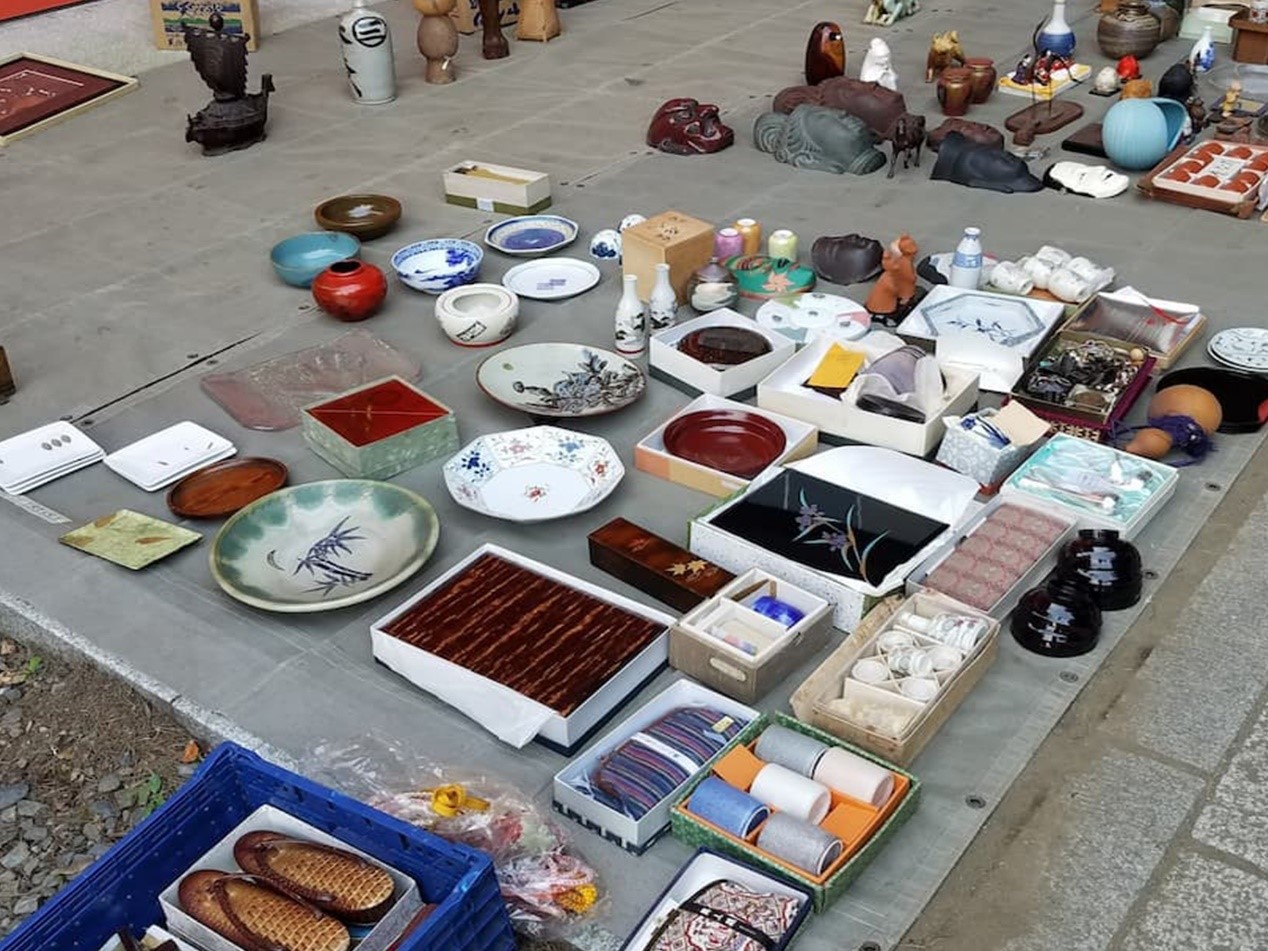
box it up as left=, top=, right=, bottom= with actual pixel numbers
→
left=314, top=194, right=403, bottom=240
left=270, top=232, right=361, bottom=288
left=210, top=479, right=439, bottom=613
left=435, top=283, right=519, bottom=347
left=484, top=214, right=578, bottom=256
left=391, top=238, right=483, bottom=294
left=476, top=342, right=646, bottom=418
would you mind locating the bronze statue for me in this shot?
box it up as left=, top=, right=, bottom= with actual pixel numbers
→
left=184, top=12, right=274, bottom=155
left=753, top=105, right=887, bottom=175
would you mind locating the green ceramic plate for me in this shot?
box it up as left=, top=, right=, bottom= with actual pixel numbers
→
left=210, top=479, right=439, bottom=613
left=60, top=510, right=201, bottom=570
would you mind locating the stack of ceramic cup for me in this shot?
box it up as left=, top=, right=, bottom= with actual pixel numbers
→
left=846, top=612, right=982, bottom=704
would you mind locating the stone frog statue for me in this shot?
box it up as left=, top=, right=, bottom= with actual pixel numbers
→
left=753, top=104, right=888, bottom=175
left=926, top=30, right=966, bottom=82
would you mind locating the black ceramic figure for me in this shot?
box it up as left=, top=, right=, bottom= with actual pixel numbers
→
left=184, top=13, right=275, bottom=155
left=1157, top=62, right=1195, bottom=103
left=1012, top=576, right=1103, bottom=657
left=930, top=131, right=1045, bottom=193
left=1058, top=529, right=1143, bottom=610
left=810, top=233, right=884, bottom=284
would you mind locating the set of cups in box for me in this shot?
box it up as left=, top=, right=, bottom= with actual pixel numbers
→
left=848, top=612, right=986, bottom=704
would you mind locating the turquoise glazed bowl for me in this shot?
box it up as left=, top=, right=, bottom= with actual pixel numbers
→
left=1102, top=97, right=1187, bottom=171
left=270, top=232, right=362, bottom=287
left=210, top=479, right=439, bottom=612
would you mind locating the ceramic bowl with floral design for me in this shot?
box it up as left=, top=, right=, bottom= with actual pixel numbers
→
left=391, top=238, right=483, bottom=294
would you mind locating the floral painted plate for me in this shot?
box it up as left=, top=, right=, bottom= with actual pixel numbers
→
left=755, top=292, right=871, bottom=346
left=501, top=258, right=602, bottom=300
left=484, top=215, right=579, bottom=256
left=476, top=343, right=647, bottom=418
left=444, top=426, right=623, bottom=522
left=1207, top=328, right=1268, bottom=373
left=210, top=479, right=439, bottom=613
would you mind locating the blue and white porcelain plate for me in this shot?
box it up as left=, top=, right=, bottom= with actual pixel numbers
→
left=484, top=215, right=579, bottom=256
left=476, top=342, right=646, bottom=418
left=501, top=258, right=601, bottom=300
left=444, top=426, right=624, bottom=522
left=898, top=284, right=1064, bottom=357
left=391, top=238, right=483, bottom=294
left=210, top=479, right=439, bottom=612
left=1208, top=328, right=1268, bottom=372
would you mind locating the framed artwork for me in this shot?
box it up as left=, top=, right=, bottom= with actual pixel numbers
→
left=149, top=0, right=259, bottom=52
left=0, top=53, right=138, bottom=146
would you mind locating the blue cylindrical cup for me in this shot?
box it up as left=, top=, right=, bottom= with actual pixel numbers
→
left=687, top=776, right=770, bottom=838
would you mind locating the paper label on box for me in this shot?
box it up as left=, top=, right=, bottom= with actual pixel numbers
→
left=712, top=715, right=736, bottom=733
left=632, top=732, right=703, bottom=775
left=476, top=197, right=494, bottom=211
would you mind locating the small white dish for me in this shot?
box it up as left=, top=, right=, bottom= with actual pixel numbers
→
left=754, top=292, right=870, bottom=346
left=928, top=644, right=964, bottom=671
left=501, top=257, right=601, bottom=300
left=104, top=422, right=236, bottom=491
left=0, top=422, right=104, bottom=495
left=443, top=425, right=623, bottom=522
left=898, top=677, right=939, bottom=702
left=435, top=283, right=519, bottom=347
left=484, top=214, right=579, bottom=257
left=851, top=658, right=890, bottom=685
left=877, top=630, right=916, bottom=652
left=1208, top=327, right=1268, bottom=372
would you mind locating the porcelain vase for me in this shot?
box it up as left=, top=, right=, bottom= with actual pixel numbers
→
left=1190, top=25, right=1215, bottom=72
left=948, top=226, right=983, bottom=288
left=339, top=0, right=396, bottom=104
left=614, top=274, right=647, bottom=354
left=648, top=262, right=678, bottom=332
left=1038, top=0, right=1076, bottom=58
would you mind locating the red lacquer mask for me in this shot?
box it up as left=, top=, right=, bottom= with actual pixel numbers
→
left=646, top=97, right=735, bottom=155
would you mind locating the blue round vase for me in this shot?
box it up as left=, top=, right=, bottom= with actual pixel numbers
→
left=1101, top=97, right=1187, bottom=171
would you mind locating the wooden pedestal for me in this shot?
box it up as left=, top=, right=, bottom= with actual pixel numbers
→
left=1230, top=15, right=1268, bottom=63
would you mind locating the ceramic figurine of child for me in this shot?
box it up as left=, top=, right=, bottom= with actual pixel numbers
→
left=865, top=234, right=919, bottom=320
left=1221, top=80, right=1243, bottom=119
left=860, top=38, right=899, bottom=92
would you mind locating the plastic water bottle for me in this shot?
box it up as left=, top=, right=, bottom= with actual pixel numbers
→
left=949, top=227, right=984, bottom=289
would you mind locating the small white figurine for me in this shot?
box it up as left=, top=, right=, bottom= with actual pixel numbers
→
left=860, top=37, right=899, bottom=91
left=1093, top=66, right=1120, bottom=96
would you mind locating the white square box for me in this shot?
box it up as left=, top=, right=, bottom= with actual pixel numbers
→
left=552, top=679, right=758, bottom=854
left=159, top=804, right=422, bottom=951
left=756, top=335, right=979, bottom=457
left=635, top=393, right=818, bottom=498
left=372, top=544, right=674, bottom=754
left=650, top=309, right=795, bottom=400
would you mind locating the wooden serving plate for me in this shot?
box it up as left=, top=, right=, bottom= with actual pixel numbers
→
left=167, top=457, right=288, bottom=519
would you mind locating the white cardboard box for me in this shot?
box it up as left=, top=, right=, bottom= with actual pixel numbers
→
left=159, top=804, right=421, bottom=951
left=756, top=335, right=979, bottom=456
left=553, top=679, right=758, bottom=854
left=371, top=544, right=674, bottom=753
left=650, top=309, right=795, bottom=400
left=635, top=393, right=819, bottom=498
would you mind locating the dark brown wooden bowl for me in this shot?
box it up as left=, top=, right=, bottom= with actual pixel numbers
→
left=314, top=194, right=402, bottom=240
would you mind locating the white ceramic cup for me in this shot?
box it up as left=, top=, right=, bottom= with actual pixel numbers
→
left=877, top=630, right=916, bottom=652
left=851, top=658, right=890, bottom=685
left=1019, top=256, right=1053, bottom=290
left=887, top=647, right=933, bottom=678
left=1035, top=245, right=1072, bottom=268
left=899, top=677, right=940, bottom=702
left=990, top=261, right=1035, bottom=296
left=1048, top=268, right=1093, bottom=303
left=928, top=645, right=965, bottom=672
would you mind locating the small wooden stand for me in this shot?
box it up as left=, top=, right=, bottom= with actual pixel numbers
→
left=1005, top=100, right=1084, bottom=134
left=1230, top=15, right=1268, bottom=63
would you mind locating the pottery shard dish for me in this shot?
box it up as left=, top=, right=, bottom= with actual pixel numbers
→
left=444, top=425, right=624, bottom=522
left=662, top=409, right=787, bottom=479
left=210, top=479, right=439, bottom=613
left=60, top=510, right=201, bottom=570
left=476, top=343, right=646, bottom=418
left=755, top=292, right=871, bottom=345
left=484, top=214, right=579, bottom=256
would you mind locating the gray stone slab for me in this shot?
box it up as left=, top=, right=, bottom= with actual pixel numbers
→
left=1120, top=853, right=1268, bottom=951
left=1195, top=704, right=1268, bottom=873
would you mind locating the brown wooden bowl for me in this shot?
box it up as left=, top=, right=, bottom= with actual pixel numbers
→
left=314, top=194, right=403, bottom=240
left=167, top=457, right=288, bottom=519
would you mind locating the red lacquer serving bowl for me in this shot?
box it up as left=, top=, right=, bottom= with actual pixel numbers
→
left=662, top=409, right=787, bottom=479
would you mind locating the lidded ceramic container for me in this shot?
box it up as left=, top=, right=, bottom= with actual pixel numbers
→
left=1057, top=529, right=1143, bottom=610
left=1011, top=575, right=1102, bottom=657
left=1097, top=0, right=1162, bottom=60
left=687, top=258, right=740, bottom=312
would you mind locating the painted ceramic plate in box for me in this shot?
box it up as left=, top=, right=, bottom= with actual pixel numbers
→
left=1207, top=327, right=1268, bottom=372
left=484, top=215, right=579, bottom=256
left=899, top=286, right=1064, bottom=356
left=662, top=409, right=787, bottom=479
left=444, top=426, right=623, bottom=522
left=390, top=238, right=483, bottom=294
left=60, top=510, right=201, bottom=571
left=210, top=480, right=439, bottom=613
left=755, top=293, right=871, bottom=345
left=476, top=343, right=646, bottom=418
left=501, top=258, right=601, bottom=300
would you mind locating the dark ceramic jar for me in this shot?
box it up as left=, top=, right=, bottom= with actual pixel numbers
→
left=1012, top=576, right=1103, bottom=657
left=1097, top=0, right=1162, bottom=60
left=937, top=67, right=974, bottom=117
left=1057, top=529, right=1143, bottom=610
left=964, top=58, right=997, bottom=104
left=311, top=260, right=388, bottom=322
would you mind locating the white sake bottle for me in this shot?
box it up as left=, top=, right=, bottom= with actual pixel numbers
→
left=648, top=262, right=678, bottom=332
left=614, top=274, right=646, bottom=355
left=948, top=226, right=984, bottom=289
left=339, top=0, right=396, bottom=104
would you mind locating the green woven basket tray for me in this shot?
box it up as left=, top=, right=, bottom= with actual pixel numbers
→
left=669, top=711, right=921, bottom=912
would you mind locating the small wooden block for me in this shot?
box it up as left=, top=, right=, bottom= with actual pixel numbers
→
left=1061, top=122, right=1107, bottom=158
left=588, top=517, right=735, bottom=612
left=1005, top=100, right=1085, bottom=135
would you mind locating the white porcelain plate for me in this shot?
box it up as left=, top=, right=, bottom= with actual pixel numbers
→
left=484, top=215, right=579, bottom=256
left=501, top=257, right=601, bottom=300
left=476, top=342, right=646, bottom=418
left=444, top=425, right=624, bottom=522
left=1208, top=327, right=1268, bottom=372
left=754, top=292, right=871, bottom=345
left=898, top=284, right=1064, bottom=357
left=104, top=421, right=236, bottom=491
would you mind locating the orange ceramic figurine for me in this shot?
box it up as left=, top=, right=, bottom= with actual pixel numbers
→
left=865, top=234, right=919, bottom=317
left=1124, top=384, right=1222, bottom=461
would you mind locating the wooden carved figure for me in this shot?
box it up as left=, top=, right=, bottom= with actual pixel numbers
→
left=415, top=0, right=459, bottom=84
left=184, top=12, right=274, bottom=155
left=518, top=0, right=562, bottom=42
left=926, top=30, right=966, bottom=82
left=478, top=0, right=509, bottom=59
left=865, top=234, right=919, bottom=316
left=805, top=21, right=846, bottom=85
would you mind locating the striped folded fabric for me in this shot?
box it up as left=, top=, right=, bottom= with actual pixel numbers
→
left=578, top=706, right=749, bottom=820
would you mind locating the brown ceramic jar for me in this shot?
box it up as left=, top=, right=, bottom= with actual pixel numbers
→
left=1097, top=0, right=1162, bottom=59
left=937, top=67, right=974, bottom=117
left=964, top=58, right=997, bottom=104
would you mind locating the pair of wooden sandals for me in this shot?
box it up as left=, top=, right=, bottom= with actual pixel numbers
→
left=178, top=831, right=396, bottom=951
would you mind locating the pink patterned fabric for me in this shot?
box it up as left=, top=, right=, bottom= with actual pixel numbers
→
left=648, top=880, right=800, bottom=951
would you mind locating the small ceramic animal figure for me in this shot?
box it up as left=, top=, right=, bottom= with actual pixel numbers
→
left=860, top=38, right=899, bottom=92
left=414, top=0, right=458, bottom=84
left=805, top=21, right=846, bottom=85
left=865, top=234, right=919, bottom=317
left=926, top=31, right=966, bottom=82
left=864, top=0, right=920, bottom=28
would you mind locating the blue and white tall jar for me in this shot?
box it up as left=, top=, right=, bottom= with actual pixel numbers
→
left=339, top=0, right=396, bottom=104
left=949, top=227, right=984, bottom=289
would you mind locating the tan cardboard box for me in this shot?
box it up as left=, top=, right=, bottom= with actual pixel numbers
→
left=622, top=210, right=716, bottom=304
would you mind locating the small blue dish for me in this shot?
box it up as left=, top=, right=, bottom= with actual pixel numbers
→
left=752, top=595, right=805, bottom=628
left=484, top=215, right=578, bottom=257
left=270, top=232, right=361, bottom=288
left=391, top=238, right=483, bottom=294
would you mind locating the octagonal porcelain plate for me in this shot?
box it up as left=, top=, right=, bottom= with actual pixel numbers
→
left=755, top=292, right=871, bottom=345
left=443, top=426, right=624, bottom=522
left=898, top=284, right=1064, bottom=357
left=484, top=214, right=579, bottom=256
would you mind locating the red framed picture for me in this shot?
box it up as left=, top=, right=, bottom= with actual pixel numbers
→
left=0, top=53, right=138, bottom=145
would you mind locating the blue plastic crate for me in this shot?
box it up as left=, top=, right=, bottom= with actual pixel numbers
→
left=0, top=742, right=515, bottom=951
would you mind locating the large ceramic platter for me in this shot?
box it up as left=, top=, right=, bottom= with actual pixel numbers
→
left=484, top=215, right=579, bottom=256
left=444, top=426, right=624, bottom=522
left=476, top=343, right=647, bottom=418
left=1208, top=327, right=1268, bottom=372
left=755, top=292, right=871, bottom=345
left=210, top=480, right=439, bottom=613
left=501, top=258, right=601, bottom=300
left=897, top=284, right=1064, bottom=357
